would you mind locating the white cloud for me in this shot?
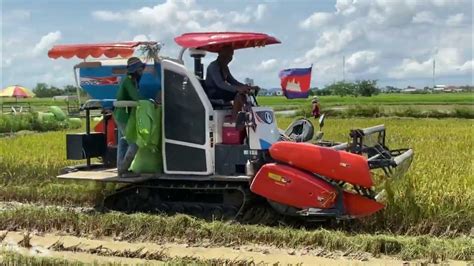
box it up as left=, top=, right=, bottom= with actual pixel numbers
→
left=388, top=58, right=433, bottom=79
left=2, top=0, right=472, bottom=90
left=296, top=27, right=362, bottom=64
left=297, top=0, right=473, bottom=85
left=437, top=48, right=463, bottom=66
left=300, top=13, right=333, bottom=28
left=3, top=58, right=12, bottom=68
left=346, top=50, right=378, bottom=73
left=3, top=9, right=31, bottom=22
left=230, top=12, right=251, bottom=24
left=132, top=34, right=150, bottom=41
left=446, top=13, right=465, bottom=26
left=412, top=11, right=436, bottom=24
left=32, top=31, right=62, bottom=56
left=92, top=11, right=121, bottom=21
left=257, top=58, right=278, bottom=71
left=458, top=60, right=473, bottom=73
left=335, top=0, right=357, bottom=15
left=255, top=4, right=267, bottom=20
left=388, top=51, right=472, bottom=80
left=92, top=0, right=265, bottom=37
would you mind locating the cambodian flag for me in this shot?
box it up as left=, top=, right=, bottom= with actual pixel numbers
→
left=279, top=66, right=312, bottom=99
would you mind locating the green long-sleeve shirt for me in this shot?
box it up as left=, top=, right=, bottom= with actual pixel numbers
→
left=113, top=75, right=141, bottom=125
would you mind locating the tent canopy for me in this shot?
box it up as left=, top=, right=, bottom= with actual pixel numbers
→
left=48, top=42, right=158, bottom=59
left=174, top=32, right=280, bottom=52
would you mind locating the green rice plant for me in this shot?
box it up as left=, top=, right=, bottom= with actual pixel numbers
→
left=344, top=105, right=383, bottom=117
left=453, top=108, right=474, bottom=118
left=293, top=105, right=473, bottom=119
left=0, top=182, right=109, bottom=205
left=0, top=113, right=82, bottom=133
left=0, top=113, right=36, bottom=133
left=392, top=107, right=423, bottom=118
left=0, top=251, right=84, bottom=266
left=0, top=130, right=86, bottom=183
left=0, top=249, right=258, bottom=265
left=0, top=118, right=473, bottom=236
left=258, top=93, right=474, bottom=107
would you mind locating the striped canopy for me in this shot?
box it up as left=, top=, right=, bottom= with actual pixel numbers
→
left=0, top=85, right=35, bottom=98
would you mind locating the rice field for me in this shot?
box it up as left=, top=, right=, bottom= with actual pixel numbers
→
left=1, top=117, right=472, bottom=234
left=4, top=93, right=473, bottom=108
left=0, top=116, right=473, bottom=262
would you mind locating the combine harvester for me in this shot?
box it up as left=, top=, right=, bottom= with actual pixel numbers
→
left=48, top=32, right=413, bottom=223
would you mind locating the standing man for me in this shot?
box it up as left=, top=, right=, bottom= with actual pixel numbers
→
left=114, top=57, right=145, bottom=177
left=205, top=46, right=259, bottom=121
left=311, top=96, right=321, bottom=118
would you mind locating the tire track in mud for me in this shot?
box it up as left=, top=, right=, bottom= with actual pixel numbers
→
left=0, top=201, right=472, bottom=263
left=1, top=230, right=435, bottom=266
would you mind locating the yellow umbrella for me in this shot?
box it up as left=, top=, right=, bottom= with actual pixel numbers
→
left=0, top=85, right=35, bottom=101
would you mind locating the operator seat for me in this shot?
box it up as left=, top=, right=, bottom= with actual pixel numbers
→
left=198, top=77, right=232, bottom=110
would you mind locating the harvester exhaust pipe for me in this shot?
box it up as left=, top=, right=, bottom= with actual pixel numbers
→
left=189, top=48, right=207, bottom=79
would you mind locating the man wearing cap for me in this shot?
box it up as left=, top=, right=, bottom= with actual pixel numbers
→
left=205, top=46, right=259, bottom=121
left=311, top=96, right=321, bottom=118
left=114, top=57, right=146, bottom=176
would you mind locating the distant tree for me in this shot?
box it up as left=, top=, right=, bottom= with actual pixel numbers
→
left=32, top=83, right=91, bottom=98
left=459, top=85, right=474, bottom=92
left=257, top=88, right=269, bottom=96
left=33, top=83, right=62, bottom=98
left=355, top=80, right=379, bottom=97
left=64, top=85, right=77, bottom=94
left=325, top=81, right=355, bottom=97
left=33, top=83, right=48, bottom=94
left=63, top=85, right=87, bottom=96
left=385, top=86, right=401, bottom=93
left=314, top=88, right=332, bottom=96
left=323, top=80, right=379, bottom=97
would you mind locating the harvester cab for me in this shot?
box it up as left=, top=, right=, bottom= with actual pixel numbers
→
left=48, top=32, right=414, bottom=224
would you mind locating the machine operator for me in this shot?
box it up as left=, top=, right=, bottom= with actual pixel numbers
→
left=205, top=46, right=260, bottom=121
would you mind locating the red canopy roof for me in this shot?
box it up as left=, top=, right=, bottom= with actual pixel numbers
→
left=48, top=42, right=157, bottom=59
left=174, top=32, right=280, bottom=52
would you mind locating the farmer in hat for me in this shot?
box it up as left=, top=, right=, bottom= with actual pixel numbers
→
left=114, top=57, right=146, bottom=177
left=311, top=96, right=321, bottom=118
left=205, top=46, right=260, bottom=121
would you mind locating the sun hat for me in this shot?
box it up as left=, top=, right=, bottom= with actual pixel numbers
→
left=126, top=57, right=146, bottom=73
left=312, top=96, right=319, bottom=103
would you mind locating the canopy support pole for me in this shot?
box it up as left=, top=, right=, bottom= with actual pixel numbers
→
left=178, top=47, right=187, bottom=63
left=73, top=65, right=82, bottom=107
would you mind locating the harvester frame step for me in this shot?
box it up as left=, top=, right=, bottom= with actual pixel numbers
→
left=58, top=167, right=251, bottom=183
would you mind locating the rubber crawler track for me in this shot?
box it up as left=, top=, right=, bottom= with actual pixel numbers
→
left=102, top=179, right=283, bottom=225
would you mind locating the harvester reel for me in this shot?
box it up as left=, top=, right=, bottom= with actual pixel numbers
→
left=282, top=118, right=315, bottom=142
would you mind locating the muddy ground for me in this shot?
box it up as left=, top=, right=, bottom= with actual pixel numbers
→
left=0, top=230, right=469, bottom=265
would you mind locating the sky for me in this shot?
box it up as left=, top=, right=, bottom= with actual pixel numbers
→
left=1, top=0, right=473, bottom=90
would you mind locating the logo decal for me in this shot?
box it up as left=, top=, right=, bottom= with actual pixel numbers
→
left=255, top=111, right=274, bottom=124
left=80, top=76, right=120, bottom=86
left=339, top=162, right=351, bottom=168
left=268, top=172, right=290, bottom=184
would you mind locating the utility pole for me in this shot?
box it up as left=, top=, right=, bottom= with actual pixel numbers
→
left=432, top=58, right=436, bottom=89
left=342, top=56, right=345, bottom=81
